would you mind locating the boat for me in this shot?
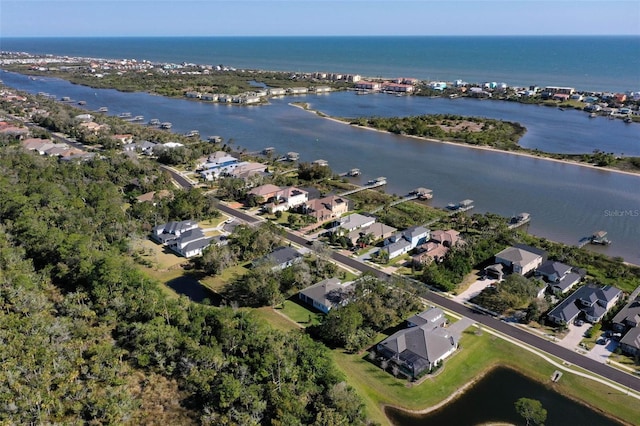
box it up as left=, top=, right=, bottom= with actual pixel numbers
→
left=61, top=96, right=72, bottom=102
left=348, top=168, right=361, bottom=177
left=160, top=122, right=172, bottom=129
left=367, top=177, right=387, bottom=186
left=508, top=212, right=531, bottom=228
left=184, top=130, right=200, bottom=137
left=98, top=106, right=109, bottom=113
left=118, top=112, right=132, bottom=119
left=132, top=115, right=144, bottom=121
left=148, top=118, right=160, bottom=126
left=77, top=100, right=86, bottom=105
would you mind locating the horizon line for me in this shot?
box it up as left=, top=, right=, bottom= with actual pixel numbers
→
left=3, top=34, right=640, bottom=39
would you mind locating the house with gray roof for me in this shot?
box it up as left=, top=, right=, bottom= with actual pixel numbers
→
left=619, top=327, right=640, bottom=357
left=298, top=278, right=354, bottom=313
left=407, top=307, right=446, bottom=329
left=376, top=320, right=459, bottom=379
left=151, top=221, right=212, bottom=258
left=535, top=260, right=583, bottom=295
left=252, top=246, right=303, bottom=270
left=494, top=244, right=546, bottom=276
left=382, top=225, right=430, bottom=259
left=612, top=285, right=640, bottom=333
left=334, top=213, right=376, bottom=232
left=547, top=284, right=622, bottom=325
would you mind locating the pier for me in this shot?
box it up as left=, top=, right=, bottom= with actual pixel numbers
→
left=508, top=212, right=531, bottom=229
left=578, top=230, right=611, bottom=248
left=339, top=177, right=386, bottom=196
left=446, top=199, right=474, bottom=214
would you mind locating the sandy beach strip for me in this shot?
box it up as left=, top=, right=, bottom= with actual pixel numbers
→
left=290, top=102, right=640, bottom=178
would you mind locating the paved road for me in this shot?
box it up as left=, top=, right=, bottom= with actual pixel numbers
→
left=160, top=165, right=196, bottom=189
left=168, top=171, right=640, bottom=392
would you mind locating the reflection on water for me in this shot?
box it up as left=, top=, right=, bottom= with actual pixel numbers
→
left=385, top=367, right=623, bottom=426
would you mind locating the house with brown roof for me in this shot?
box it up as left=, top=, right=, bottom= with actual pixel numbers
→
left=247, top=184, right=281, bottom=203
left=304, top=195, right=349, bottom=222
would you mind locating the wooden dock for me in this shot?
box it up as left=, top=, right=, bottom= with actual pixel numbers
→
left=339, top=177, right=386, bottom=196
left=369, top=194, right=419, bottom=214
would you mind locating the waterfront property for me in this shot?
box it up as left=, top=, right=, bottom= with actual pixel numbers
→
left=612, top=285, right=640, bottom=333
left=534, top=260, right=584, bottom=295
left=489, top=244, right=547, bottom=277
left=382, top=226, right=430, bottom=260
left=303, top=194, right=350, bottom=222
left=547, top=284, right=622, bottom=325
left=412, top=229, right=463, bottom=266
left=376, top=307, right=469, bottom=379
left=298, top=278, right=354, bottom=313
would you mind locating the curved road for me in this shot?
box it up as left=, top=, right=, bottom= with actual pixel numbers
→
left=173, top=170, right=640, bottom=392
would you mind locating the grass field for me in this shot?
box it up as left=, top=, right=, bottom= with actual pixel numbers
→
left=276, top=298, right=324, bottom=327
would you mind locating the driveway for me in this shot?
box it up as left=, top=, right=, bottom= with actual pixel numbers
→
left=588, top=337, right=618, bottom=363
left=558, top=322, right=588, bottom=350
left=453, top=277, right=497, bottom=303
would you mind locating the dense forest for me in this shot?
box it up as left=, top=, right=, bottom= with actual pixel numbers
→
left=0, top=146, right=366, bottom=425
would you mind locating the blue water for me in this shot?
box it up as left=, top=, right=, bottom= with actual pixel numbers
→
left=2, top=36, right=639, bottom=92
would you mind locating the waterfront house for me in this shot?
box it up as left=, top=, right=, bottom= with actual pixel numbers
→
left=266, top=186, right=309, bottom=213
left=612, top=285, right=640, bottom=333
left=547, top=284, right=622, bottom=325
left=493, top=245, right=546, bottom=276
left=228, top=162, right=269, bottom=180
left=535, top=260, right=583, bottom=295
left=383, top=226, right=430, bottom=260
left=287, top=87, right=308, bottom=95
left=252, top=246, right=303, bottom=270
left=298, top=278, right=354, bottom=313
left=304, top=195, right=350, bottom=222
left=268, top=88, right=286, bottom=96
left=334, top=213, right=376, bottom=233
left=377, top=308, right=459, bottom=378
left=354, top=81, right=382, bottom=91
left=347, top=222, right=397, bottom=247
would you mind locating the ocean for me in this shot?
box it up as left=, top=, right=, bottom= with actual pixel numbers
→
left=2, top=36, right=639, bottom=92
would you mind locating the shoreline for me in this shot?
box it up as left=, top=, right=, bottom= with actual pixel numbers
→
left=381, top=364, right=632, bottom=426
left=291, top=102, right=640, bottom=178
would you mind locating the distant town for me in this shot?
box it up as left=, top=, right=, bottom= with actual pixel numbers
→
left=1, top=51, right=640, bottom=425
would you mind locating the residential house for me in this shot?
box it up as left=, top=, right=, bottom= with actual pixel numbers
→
left=228, top=162, right=269, bottom=180
left=406, top=307, right=447, bottom=329
left=268, top=88, right=287, bottom=96
left=493, top=244, right=546, bottom=276
left=266, top=186, right=309, bottom=213
left=347, top=222, right=397, bottom=247
left=535, top=260, right=583, bottom=295
left=112, top=134, right=134, bottom=145
left=376, top=309, right=460, bottom=378
left=354, top=81, right=382, bottom=91
left=298, top=278, right=354, bottom=313
left=412, top=242, right=449, bottom=266
left=137, top=141, right=157, bottom=155
left=547, top=284, right=622, bottom=325
left=383, top=226, right=430, bottom=260
left=152, top=220, right=199, bottom=244
left=135, top=189, right=172, bottom=205
left=252, top=246, right=303, bottom=270
left=198, top=153, right=240, bottom=181
left=247, top=184, right=282, bottom=204
left=619, top=328, right=640, bottom=357
left=430, top=229, right=461, bottom=247
left=304, top=195, right=350, bottom=222
left=151, top=221, right=212, bottom=258
left=334, top=213, right=376, bottom=233
left=287, top=87, right=308, bottom=95
left=612, top=285, right=640, bottom=333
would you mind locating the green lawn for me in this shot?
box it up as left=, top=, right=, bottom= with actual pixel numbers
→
left=329, top=328, right=639, bottom=426
left=277, top=298, right=324, bottom=327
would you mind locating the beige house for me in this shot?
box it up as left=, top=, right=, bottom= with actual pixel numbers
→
left=304, top=195, right=349, bottom=222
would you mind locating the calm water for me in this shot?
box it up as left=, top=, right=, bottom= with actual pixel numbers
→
left=385, top=367, right=623, bottom=426
left=2, top=71, right=640, bottom=265
left=2, top=36, right=639, bottom=92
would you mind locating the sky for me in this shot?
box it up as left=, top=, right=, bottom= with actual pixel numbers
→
left=1, top=0, right=639, bottom=37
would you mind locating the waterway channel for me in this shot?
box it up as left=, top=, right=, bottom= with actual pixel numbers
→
left=2, top=71, right=639, bottom=264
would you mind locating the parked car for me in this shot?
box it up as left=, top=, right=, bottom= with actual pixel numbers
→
left=574, top=319, right=584, bottom=326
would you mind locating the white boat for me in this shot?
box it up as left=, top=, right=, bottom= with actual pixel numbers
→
left=118, top=112, right=132, bottom=118
left=132, top=115, right=144, bottom=121
left=160, top=122, right=172, bottom=129
left=98, top=106, right=108, bottom=113
left=148, top=118, right=160, bottom=126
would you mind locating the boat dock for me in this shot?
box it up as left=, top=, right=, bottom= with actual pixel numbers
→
left=369, top=193, right=419, bottom=214
left=508, top=212, right=531, bottom=229
left=338, top=168, right=361, bottom=177
left=578, top=230, right=612, bottom=248
left=339, top=177, right=387, bottom=196
left=446, top=199, right=474, bottom=214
